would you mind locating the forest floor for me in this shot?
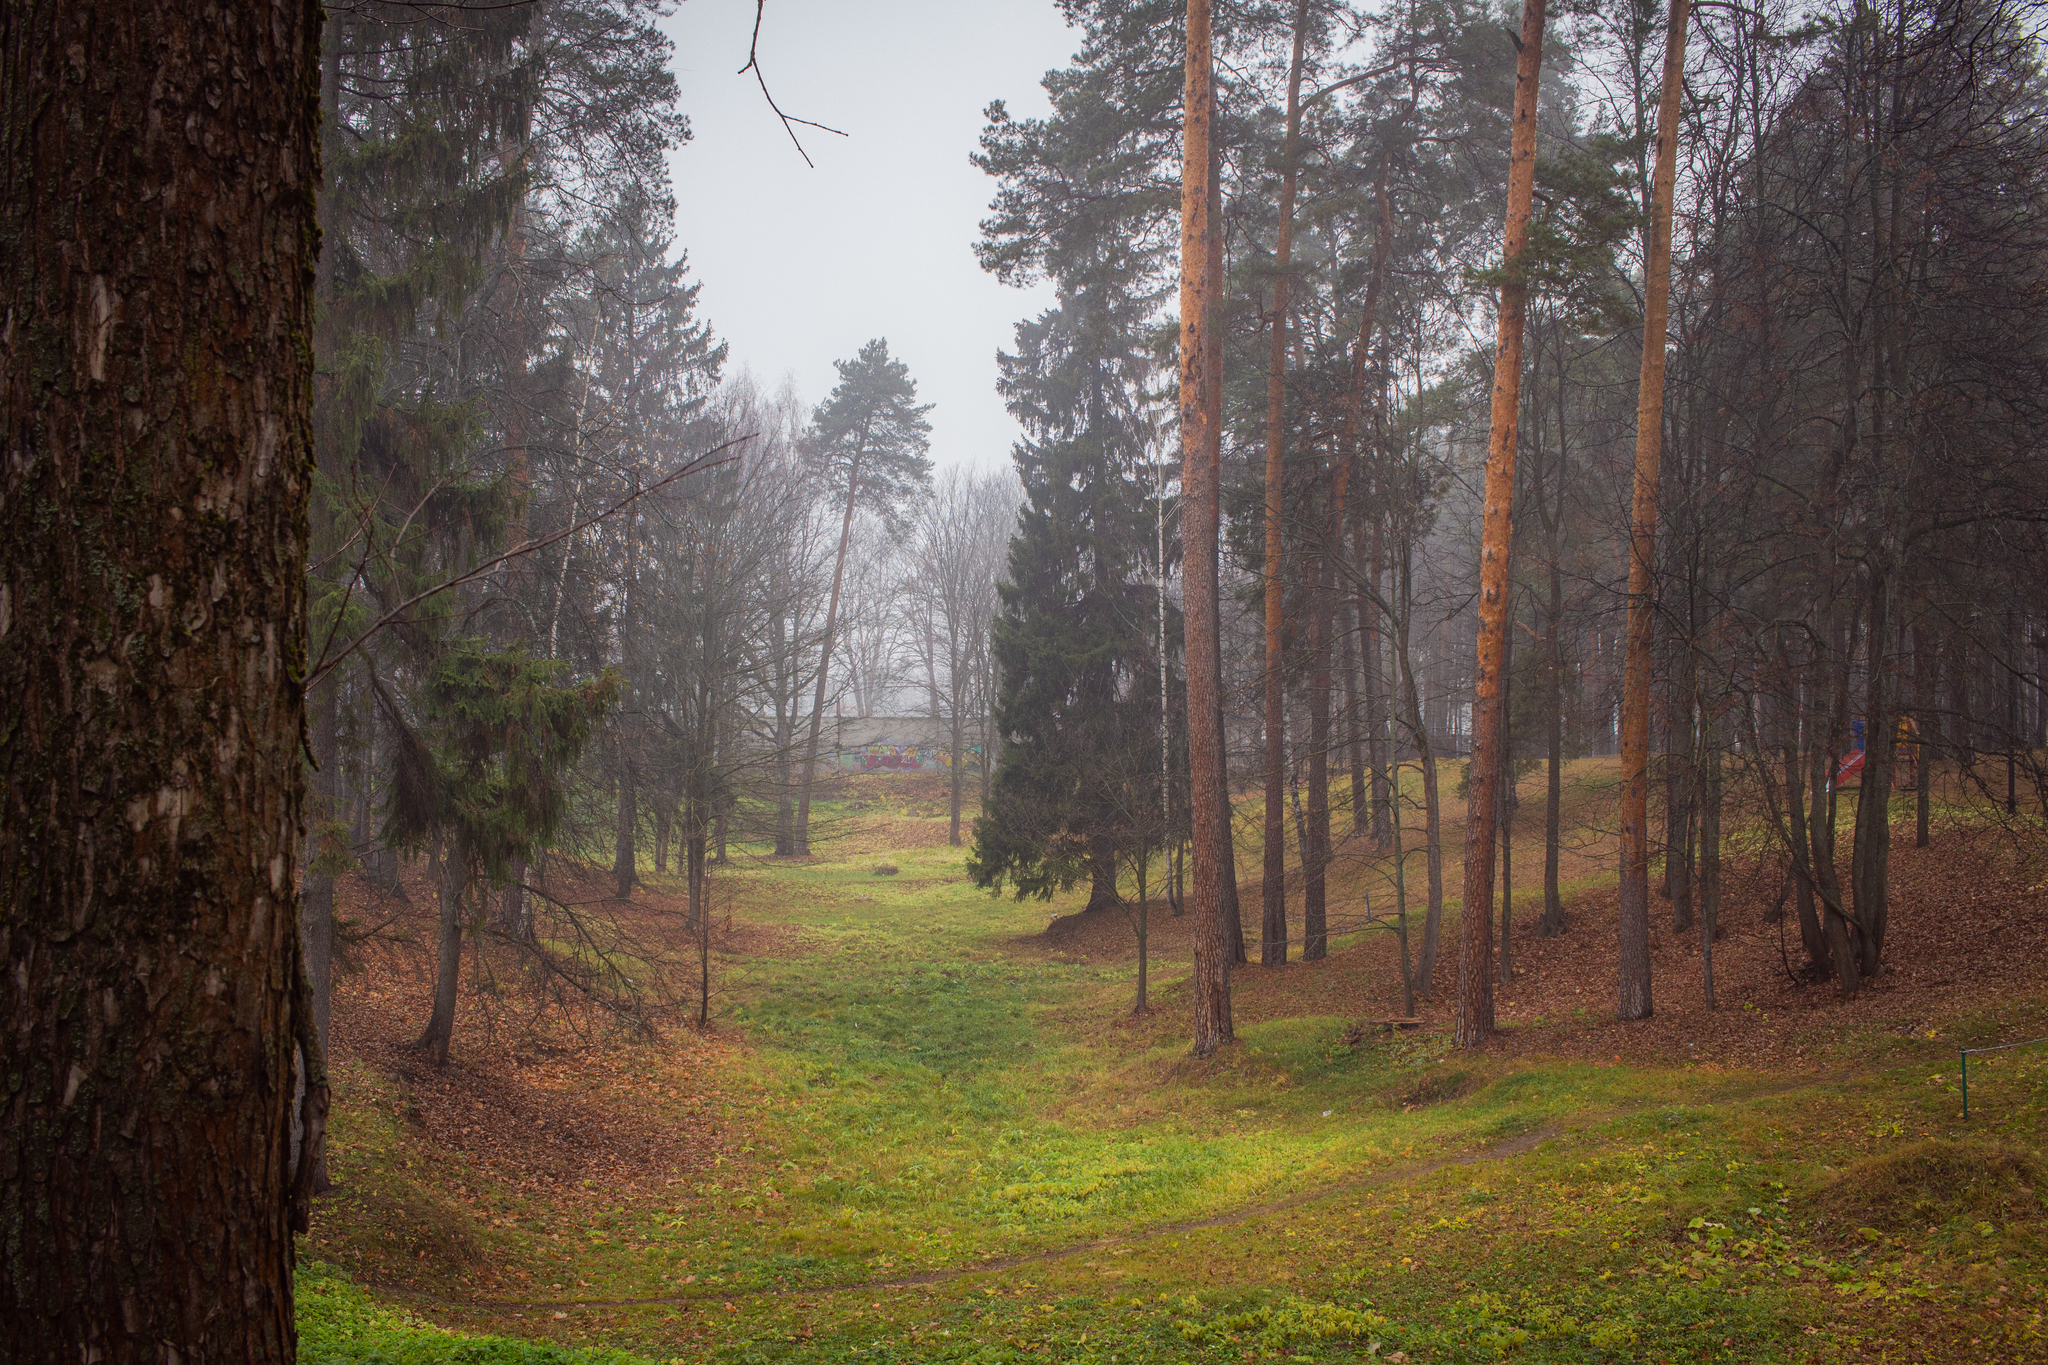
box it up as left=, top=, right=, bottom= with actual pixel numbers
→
left=301, top=764, right=2048, bottom=1364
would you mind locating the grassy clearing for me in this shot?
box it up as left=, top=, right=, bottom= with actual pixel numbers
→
left=304, top=783, right=2048, bottom=1363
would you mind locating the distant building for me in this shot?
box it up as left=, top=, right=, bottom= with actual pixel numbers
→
left=827, top=716, right=987, bottom=774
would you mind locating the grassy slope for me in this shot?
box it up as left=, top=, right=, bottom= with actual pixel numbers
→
left=303, top=775, right=2048, bottom=1364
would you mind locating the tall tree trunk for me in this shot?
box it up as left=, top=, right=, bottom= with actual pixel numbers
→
left=1812, top=606, right=1862, bottom=993
left=1617, top=0, right=1691, bottom=1023
left=1341, top=598, right=1367, bottom=836
left=1260, top=0, right=1310, bottom=969
left=1390, top=752, right=1417, bottom=1017
left=1699, top=717, right=1721, bottom=1009
left=1499, top=613, right=1515, bottom=983
left=1852, top=570, right=1896, bottom=977
left=614, top=746, right=638, bottom=899
left=1206, top=128, right=1248, bottom=970
left=614, top=488, right=641, bottom=899
left=949, top=684, right=966, bottom=847
left=690, top=797, right=710, bottom=1026
left=0, top=1, right=323, bottom=1357
left=795, top=452, right=866, bottom=856
left=1087, top=832, right=1121, bottom=912
left=1670, top=654, right=1696, bottom=932
left=1396, top=543, right=1447, bottom=994
left=1915, top=621, right=1932, bottom=847
left=1181, top=0, right=1233, bottom=1055
left=1541, top=553, right=1566, bottom=935
left=1778, top=672, right=1830, bottom=977
left=772, top=611, right=797, bottom=856
left=421, top=849, right=467, bottom=1067
left=303, top=674, right=339, bottom=1194
left=1304, top=556, right=1333, bottom=961
left=1455, top=0, right=1547, bottom=1048
left=1366, top=517, right=1393, bottom=849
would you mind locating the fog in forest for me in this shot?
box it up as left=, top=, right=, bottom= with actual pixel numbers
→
left=5, top=1, right=2047, bottom=1361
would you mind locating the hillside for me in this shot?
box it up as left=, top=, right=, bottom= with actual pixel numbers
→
left=303, top=774, right=2048, bottom=1364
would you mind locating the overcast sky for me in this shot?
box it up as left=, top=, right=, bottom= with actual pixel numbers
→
left=662, top=1, right=1083, bottom=469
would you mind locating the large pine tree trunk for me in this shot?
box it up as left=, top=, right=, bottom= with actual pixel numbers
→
left=0, top=1, right=324, bottom=1356
left=1617, top=0, right=1692, bottom=1023
left=1180, top=0, right=1233, bottom=1056
left=1455, top=0, right=1547, bottom=1048
left=1259, top=0, right=1310, bottom=969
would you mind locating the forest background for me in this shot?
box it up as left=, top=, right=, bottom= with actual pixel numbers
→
left=4, top=0, right=2048, bottom=1360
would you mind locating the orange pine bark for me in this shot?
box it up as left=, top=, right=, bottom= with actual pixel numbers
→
left=1455, top=0, right=1548, bottom=1050
left=1618, top=0, right=1691, bottom=1024
left=1261, top=0, right=1310, bottom=967
left=1181, top=0, right=1233, bottom=1056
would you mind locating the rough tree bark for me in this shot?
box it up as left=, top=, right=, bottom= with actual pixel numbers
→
left=1455, top=0, right=1547, bottom=1049
left=0, top=1, right=325, bottom=1358
left=1181, top=0, right=1233, bottom=1056
left=1617, top=0, right=1691, bottom=1023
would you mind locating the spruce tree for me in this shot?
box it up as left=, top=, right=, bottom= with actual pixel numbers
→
left=968, top=284, right=1174, bottom=912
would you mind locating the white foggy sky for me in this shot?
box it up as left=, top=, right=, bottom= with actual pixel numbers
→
left=662, top=1, right=1083, bottom=469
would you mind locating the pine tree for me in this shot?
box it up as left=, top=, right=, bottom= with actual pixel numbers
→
left=0, top=0, right=322, bottom=1355
left=792, top=339, right=933, bottom=852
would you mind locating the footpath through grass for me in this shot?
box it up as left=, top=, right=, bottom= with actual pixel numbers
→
left=303, top=791, right=2048, bottom=1364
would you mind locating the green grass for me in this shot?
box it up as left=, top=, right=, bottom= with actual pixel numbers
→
left=302, top=788, right=2048, bottom=1363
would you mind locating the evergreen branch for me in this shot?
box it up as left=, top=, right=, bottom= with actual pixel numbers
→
left=306, top=438, right=748, bottom=690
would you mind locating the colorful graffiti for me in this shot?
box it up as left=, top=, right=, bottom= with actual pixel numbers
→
left=861, top=742, right=923, bottom=771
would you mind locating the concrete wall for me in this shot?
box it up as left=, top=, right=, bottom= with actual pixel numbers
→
left=827, top=715, right=986, bottom=774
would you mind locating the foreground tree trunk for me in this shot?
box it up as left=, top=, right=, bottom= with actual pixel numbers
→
left=1181, top=0, right=1233, bottom=1056
left=1617, top=0, right=1691, bottom=1023
left=1455, top=0, right=1547, bottom=1048
left=0, top=1, right=325, bottom=1357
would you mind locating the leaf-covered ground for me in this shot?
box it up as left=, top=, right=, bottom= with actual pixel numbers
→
left=303, top=768, right=2048, bottom=1363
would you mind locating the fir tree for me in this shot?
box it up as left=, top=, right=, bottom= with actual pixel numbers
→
left=968, top=283, right=1178, bottom=912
